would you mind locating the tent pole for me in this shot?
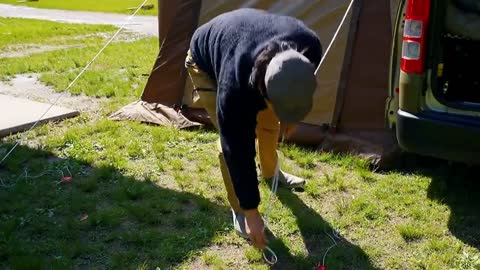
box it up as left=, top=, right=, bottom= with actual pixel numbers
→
left=330, top=0, right=363, bottom=129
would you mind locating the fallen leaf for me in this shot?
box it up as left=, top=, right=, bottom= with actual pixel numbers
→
left=80, top=214, right=89, bottom=222
left=60, top=176, right=73, bottom=183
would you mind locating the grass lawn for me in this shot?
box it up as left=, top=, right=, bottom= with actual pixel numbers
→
left=0, top=0, right=158, bottom=15
left=1, top=18, right=480, bottom=270
left=0, top=18, right=118, bottom=52
left=0, top=17, right=155, bottom=101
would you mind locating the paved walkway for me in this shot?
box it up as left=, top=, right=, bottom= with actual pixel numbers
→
left=0, top=4, right=158, bottom=36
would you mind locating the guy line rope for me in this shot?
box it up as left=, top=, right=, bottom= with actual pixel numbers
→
left=0, top=0, right=355, bottom=268
left=263, top=0, right=355, bottom=266
left=0, top=0, right=149, bottom=166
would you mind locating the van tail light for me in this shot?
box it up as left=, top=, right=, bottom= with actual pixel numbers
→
left=401, top=0, right=431, bottom=74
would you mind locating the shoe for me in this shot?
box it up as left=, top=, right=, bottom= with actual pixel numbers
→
left=276, top=170, right=306, bottom=188
left=231, top=209, right=249, bottom=239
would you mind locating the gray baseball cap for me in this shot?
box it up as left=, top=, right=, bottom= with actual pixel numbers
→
left=264, top=49, right=317, bottom=123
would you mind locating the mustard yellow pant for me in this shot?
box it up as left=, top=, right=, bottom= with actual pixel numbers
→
left=185, top=50, right=279, bottom=212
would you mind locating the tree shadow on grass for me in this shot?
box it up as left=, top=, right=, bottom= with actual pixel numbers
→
left=264, top=187, right=378, bottom=270
left=0, top=143, right=231, bottom=269
left=0, top=142, right=378, bottom=269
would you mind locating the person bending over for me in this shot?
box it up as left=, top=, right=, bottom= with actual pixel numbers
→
left=185, top=8, right=322, bottom=249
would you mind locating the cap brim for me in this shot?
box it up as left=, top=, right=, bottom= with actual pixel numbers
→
left=274, top=103, right=312, bottom=124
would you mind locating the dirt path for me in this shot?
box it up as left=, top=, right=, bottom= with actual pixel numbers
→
left=0, top=73, right=107, bottom=113
left=0, top=4, right=158, bottom=37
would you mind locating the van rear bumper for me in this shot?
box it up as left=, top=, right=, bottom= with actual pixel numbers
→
left=396, top=109, right=480, bottom=164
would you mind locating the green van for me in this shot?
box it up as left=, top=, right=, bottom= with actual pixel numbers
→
left=387, top=0, right=480, bottom=163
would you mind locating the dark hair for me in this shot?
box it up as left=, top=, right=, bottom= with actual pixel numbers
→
left=249, top=40, right=298, bottom=99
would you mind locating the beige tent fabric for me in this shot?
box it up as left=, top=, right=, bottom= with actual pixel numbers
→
left=181, top=0, right=353, bottom=126
left=305, top=2, right=352, bottom=125
left=109, top=101, right=202, bottom=129
left=115, top=0, right=399, bottom=166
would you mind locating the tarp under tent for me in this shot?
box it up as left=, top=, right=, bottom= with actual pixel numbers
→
left=111, top=0, right=401, bottom=167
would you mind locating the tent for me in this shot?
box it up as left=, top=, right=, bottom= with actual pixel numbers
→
left=111, top=0, right=402, bottom=166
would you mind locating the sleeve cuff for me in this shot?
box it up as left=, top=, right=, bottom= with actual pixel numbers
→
left=238, top=190, right=261, bottom=210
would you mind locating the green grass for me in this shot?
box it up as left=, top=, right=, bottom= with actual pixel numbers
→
left=0, top=18, right=157, bottom=101
left=0, top=18, right=117, bottom=51
left=0, top=17, right=480, bottom=270
left=0, top=38, right=156, bottom=98
left=0, top=0, right=158, bottom=15
left=201, top=252, right=228, bottom=269
left=397, top=223, right=425, bottom=242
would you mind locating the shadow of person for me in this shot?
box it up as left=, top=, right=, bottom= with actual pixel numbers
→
left=0, top=143, right=230, bottom=269
left=0, top=142, right=379, bottom=269
left=426, top=163, right=480, bottom=250
left=263, top=187, right=378, bottom=270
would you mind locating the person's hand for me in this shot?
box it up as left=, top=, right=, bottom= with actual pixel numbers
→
left=244, top=208, right=267, bottom=249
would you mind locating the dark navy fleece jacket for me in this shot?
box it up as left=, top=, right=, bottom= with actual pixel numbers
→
left=190, top=8, right=322, bottom=210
